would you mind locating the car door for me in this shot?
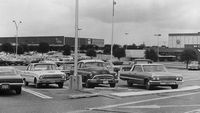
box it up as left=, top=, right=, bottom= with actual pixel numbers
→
left=24, top=65, right=35, bottom=83
left=131, top=65, right=144, bottom=84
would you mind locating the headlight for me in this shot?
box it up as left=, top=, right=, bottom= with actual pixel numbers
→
left=152, top=76, right=159, bottom=81
left=39, top=75, right=44, bottom=79
left=61, top=75, right=66, bottom=79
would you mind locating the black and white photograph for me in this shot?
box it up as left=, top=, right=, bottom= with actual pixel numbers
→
left=0, top=0, right=200, bottom=113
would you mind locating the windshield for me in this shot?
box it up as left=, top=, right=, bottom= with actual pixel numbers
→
left=34, top=64, right=57, bottom=71
left=85, top=62, right=104, bottom=68
left=0, top=68, right=16, bottom=76
left=143, top=65, right=167, bottom=72
left=190, top=61, right=198, bottom=64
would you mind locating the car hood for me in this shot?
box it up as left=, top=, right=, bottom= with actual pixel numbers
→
left=30, top=70, right=64, bottom=75
left=149, top=72, right=182, bottom=77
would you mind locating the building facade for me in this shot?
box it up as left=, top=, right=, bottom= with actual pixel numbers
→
left=168, top=32, right=200, bottom=48
left=0, top=36, right=104, bottom=48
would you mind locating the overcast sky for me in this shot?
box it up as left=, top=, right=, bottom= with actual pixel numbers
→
left=1, top=0, right=200, bottom=46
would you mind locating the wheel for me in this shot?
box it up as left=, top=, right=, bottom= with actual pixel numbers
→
left=35, top=83, right=41, bottom=88
left=15, top=87, right=22, bottom=94
left=58, top=82, right=64, bottom=88
left=145, top=80, right=152, bottom=90
left=34, top=78, right=41, bottom=88
left=85, top=82, right=94, bottom=88
left=171, top=85, right=178, bottom=89
left=24, top=80, right=29, bottom=86
left=127, top=81, right=133, bottom=87
left=110, top=83, right=116, bottom=87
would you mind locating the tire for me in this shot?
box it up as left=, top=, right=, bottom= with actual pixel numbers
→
left=127, top=81, right=133, bottom=87
left=58, top=82, right=64, bottom=88
left=24, top=80, right=29, bottom=86
left=145, top=80, right=152, bottom=90
left=15, top=87, right=22, bottom=94
left=171, top=85, right=178, bottom=89
left=85, top=82, right=94, bottom=88
left=110, top=83, right=116, bottom=87
left=34, top=78, right=41, bottom=88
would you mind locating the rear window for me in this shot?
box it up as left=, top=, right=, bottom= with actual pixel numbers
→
left=34, top=64, right=57, bottom=71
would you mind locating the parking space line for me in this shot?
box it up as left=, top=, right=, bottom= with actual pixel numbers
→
left=22, top=88, right=52, bottom=99
left=88, top=91, right=200, bottom=111
left=110, top=86, right=200, bottom=97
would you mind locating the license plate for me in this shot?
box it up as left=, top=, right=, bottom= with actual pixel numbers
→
left=103, top=81, right=108, bottom=84
left=2, top=84, right=9, bottom=89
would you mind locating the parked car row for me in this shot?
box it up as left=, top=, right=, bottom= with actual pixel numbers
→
left=0, top=58, right=184, bottom=95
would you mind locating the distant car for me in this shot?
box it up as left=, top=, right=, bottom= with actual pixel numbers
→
left=72, top=59, right=118, bottom=88
left=21, top=63, right=66, bottom=88
left=120, top=64, right=183, bottom=90
left=188, top=61, right=200, bottom=70
left=131, top=59, right=153, bottom=65
left=58, top=62, right=74, bottom=80
left=104, top=61, right=122, bottom=73
left=0, top=67, right=23, bottom=94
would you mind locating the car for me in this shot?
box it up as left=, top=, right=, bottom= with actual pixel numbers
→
left=131, top=59, right=153, bottom=65
left=188, top=61, right=200, bottom=70
left=72, top=59, right=118, bottom=88
left=119, top=64, right=183, bottom=90
left=0, top=67, right=23, bottom=94
left=58, top=62, right=74, bottom=80
left=104, top=61, right=122, bottom=73
left=21, top=63, right=66, bottom=88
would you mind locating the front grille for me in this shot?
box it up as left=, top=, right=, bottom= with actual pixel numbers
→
left=43, top=75, right=63, bottom=79
left=0, top=79, right=23, bottom=83
left=94, top=75, right=114, bottom=80
left=159, top=76, right=177, bottom=81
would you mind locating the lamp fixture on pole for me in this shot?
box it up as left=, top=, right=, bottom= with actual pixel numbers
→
left=12, top=20, right=22, bottom=56
left=154, top=34, right=161, bottom=62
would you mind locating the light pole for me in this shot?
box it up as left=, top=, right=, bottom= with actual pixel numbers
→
left=69, top=0, right=82, bottom=90
left=154, top=34, right=161, bottom=62
left=124, top=33, right=128, bottom=50
left=12, top=20, right=22, bottom=56
left=78, top=28, right=82, bottom=50
left=110, top=0, right=116, bottom=62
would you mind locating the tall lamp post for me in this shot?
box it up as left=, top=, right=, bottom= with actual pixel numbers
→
left=110, top=0, right=116, bottom=62
left=124, top=33, right=128, bottom=50
left=69, top=0, right=82, bottom=90
left=12, top=20, right=22, bottom=56
left=154, top=34, right=161, bottom=62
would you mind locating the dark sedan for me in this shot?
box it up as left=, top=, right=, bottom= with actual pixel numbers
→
left=0, top=67, right=23, bottom=94
left=75, top=59, right=118, bottom=88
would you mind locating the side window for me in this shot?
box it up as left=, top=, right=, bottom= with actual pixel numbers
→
left=133, top=65, right=143, bottom=72
left=27, top=65, right=32, bottom=71
left=77, top=63, right=81, bottom=68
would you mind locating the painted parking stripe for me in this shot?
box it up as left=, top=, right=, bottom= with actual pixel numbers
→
left=22, top=88, right=52, bottom=99
left=185, top=109, right=200, bottom=113
left=110, top=86, right=200, bottom=97
left=89, top=91, right=200, bottom=111
left=121, top=104, right=200, bottom=109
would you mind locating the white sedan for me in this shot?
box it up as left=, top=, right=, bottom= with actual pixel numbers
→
left=21, top=63, right=66, bottom=88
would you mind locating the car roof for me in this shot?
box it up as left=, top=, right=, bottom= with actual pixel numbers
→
left=79, top=59, right=104, bottom=63
left=134, top=63, right=164, bottom=66
left=30, top=63, right=57, bottom=65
